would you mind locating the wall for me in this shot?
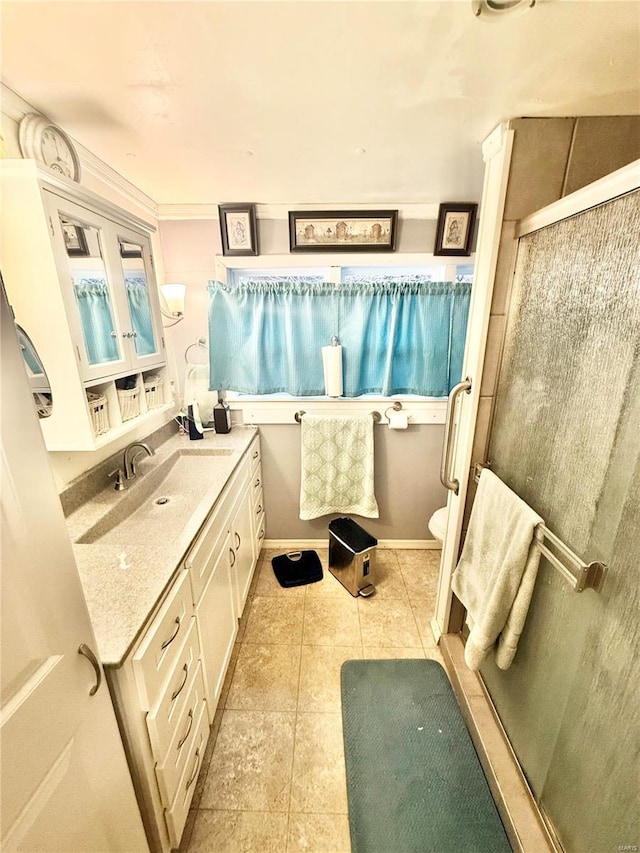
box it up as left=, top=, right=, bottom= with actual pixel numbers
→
left=158, top=213, right=454, bottom=542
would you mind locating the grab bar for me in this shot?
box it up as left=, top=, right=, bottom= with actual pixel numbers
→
left=440, top=378, right=472, bottom=494
left=295, top=410, right=382, bottom=423
left=473, top=464, right=607, bottom=593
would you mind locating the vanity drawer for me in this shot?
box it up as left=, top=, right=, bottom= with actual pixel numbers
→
left=155, top=671, right=207, bottom=807
left=133, top=569, right=193, bottom=710
left=250, top=467, right=263, bottom=502
left=254, top=516, right=266, bottom=559
left=249, top=437, right=261, bottom=475
left=185, top=455, right=250, bottom=605
left=164, top=703, right=209, bottom=848
left=253, top=487, right=265, bottom=531
left=146, top=619, right=202, bottom=757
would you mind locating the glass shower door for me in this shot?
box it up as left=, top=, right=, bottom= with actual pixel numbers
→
left=480, top=188, right=640, bottom=852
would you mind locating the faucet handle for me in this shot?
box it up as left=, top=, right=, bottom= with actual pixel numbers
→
left=109, top=469, right=127, bottom=491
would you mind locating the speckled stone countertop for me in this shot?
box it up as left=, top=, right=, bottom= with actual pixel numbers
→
left=67, top=426, right=258, bottom=667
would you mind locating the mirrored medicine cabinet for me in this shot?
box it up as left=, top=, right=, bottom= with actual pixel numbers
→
left=0, top=159, right=172, bottom=451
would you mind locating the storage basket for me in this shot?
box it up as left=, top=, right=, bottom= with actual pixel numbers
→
left=87, top=392, right=110, bottom=436
left=144, top=375, right=164, bottom=410
left=117, top=383, right=140, bottom=422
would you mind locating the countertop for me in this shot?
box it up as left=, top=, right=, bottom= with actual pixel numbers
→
left=67, top=426, right=258, bottom=667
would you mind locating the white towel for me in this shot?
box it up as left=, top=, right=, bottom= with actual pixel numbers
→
left=184, top=363, right=217, bottom=425
left=451, top=469, right=542, bottom=671
left=299, top=414, right=379, bottom=520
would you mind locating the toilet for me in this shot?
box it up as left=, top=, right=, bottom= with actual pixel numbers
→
left=428, top=506, right=448, bottom=543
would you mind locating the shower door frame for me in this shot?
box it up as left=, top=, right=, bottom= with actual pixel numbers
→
left=432, top=122, right=515, bottom=638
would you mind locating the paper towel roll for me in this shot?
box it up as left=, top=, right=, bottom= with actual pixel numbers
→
left=322, top=345, right=343, bottom=397
left=388, top=411, right=408, bottom=429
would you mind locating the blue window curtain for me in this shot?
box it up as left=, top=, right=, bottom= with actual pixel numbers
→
left=207, top=278, right=471, bottom=397
left=73, top=279, right=120, bottom=364
left=208, top=280, right=339, bottom=395
left=125, top=277, right=156, bottom=356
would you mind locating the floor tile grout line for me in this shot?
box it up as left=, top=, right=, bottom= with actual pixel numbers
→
left=284, top=591, right=306, bottom=852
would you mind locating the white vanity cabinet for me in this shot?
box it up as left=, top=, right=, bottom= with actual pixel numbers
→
left=0, top=160, right=171, bottom=451
left=185, top=435, right=263, bottom=708
left=105, top=435, right=265, bottom=853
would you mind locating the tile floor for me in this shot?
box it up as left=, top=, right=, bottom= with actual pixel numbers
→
left=181, top=546, right=443, bottom=853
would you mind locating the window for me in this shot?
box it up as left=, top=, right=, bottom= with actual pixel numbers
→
left=208, top=262, right=472, bottom=399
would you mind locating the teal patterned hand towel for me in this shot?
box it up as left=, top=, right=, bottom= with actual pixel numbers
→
left=299, top=414, right=379, bottom=520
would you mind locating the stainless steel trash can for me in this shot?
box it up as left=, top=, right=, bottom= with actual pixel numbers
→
left=328, top=517, right=377, bottom=597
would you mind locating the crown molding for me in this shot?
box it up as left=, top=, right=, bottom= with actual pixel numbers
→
left=76, top=143, right=158, bottom=221
left=1, top=83, right=158, bottom=221
left=158, top=202, right=441, bottom=221
left=1, top=85, right=31, bottom=122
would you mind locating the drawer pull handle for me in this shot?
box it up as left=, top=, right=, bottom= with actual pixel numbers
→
left=229, top=547, right=236, bottom=567
left=254, top=478, right=260, bottom=488
left=171, top=663, right=189, bottom=701
left=185, top=746, right=202, bottom=791
left=177, top=708, right=194, bottom=749
left=252, top=451, right=259, bottom=459
left=161, top=616, right=181, bottom=650
left=256, top=504, right=263, bottom=515
left=235, top=532, right=241, bottom=550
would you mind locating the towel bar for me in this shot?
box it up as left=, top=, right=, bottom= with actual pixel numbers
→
left=295, top=410, right=382, bottom=423
left=473, top=463, right=607, bottom=593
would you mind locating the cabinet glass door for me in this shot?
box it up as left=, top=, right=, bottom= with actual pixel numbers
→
left=61, top=216, right=122, bottom=368
left=117, top=238, right=158, bottom=358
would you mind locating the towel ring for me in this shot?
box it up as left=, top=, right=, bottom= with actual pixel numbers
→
left=184, top=336, right=208, bottom=365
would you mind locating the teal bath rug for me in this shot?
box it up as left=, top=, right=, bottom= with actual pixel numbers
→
left=341, top=659, right=512, bottom=853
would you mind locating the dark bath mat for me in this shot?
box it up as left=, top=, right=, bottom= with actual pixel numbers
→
left=341, top=659, right=512, bottom=853
left=272, top=550, right=323, bottom=587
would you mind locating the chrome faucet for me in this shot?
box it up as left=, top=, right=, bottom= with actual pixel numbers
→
left=123, top=442, right=154, bottom=480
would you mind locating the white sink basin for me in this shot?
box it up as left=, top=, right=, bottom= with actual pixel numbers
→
left=75, top=448, right=234, bottom=544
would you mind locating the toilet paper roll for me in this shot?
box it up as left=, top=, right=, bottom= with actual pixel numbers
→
left=388, top=412, right=408, bottom=429
left=322, top=345, right=343, bottom=397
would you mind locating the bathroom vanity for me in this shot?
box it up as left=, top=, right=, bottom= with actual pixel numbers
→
left=66, top=427, right=265, bottom=852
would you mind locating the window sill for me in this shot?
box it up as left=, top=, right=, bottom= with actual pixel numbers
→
left=229, top=397, right=447, bottom=425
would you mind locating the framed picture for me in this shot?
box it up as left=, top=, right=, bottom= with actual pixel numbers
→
left=218, top=204, right=259, bottom=256
left=119, top=241, right=143, bottom=258
left=434, top=203, right=478, bottom=256
left=62, top=223, right=89, bottom=257
left=289, top=210, right=398, bottom=252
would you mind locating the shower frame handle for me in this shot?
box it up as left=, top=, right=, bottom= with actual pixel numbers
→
left=440, top=378, right=472, bottom=495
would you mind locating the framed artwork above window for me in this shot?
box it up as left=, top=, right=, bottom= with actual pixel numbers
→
left=434, top=203, right=477, bottom=256
left=218, top=204, right=259, bottom=256
left=289, top=210, right=398, bottom=252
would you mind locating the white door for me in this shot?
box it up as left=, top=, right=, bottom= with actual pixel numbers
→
left=433, top=123, right=515, bottom=637
left=0, top=281, right=149, bottom=853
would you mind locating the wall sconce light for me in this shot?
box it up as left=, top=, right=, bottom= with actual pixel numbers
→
left=472, top=0, right=535, bottom=17
left=160, top=283, right=186, bottom=326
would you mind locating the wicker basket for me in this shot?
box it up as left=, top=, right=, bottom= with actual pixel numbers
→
left=117, top=384, right=141, bottom=422
left=144, top=375, right=164, bottom=410
left=87, top=392, right=110, bottom=436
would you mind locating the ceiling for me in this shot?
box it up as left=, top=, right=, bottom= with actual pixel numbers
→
left=1, top=0, right=639, bottom=207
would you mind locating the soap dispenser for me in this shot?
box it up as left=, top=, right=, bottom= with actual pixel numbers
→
left=213, top=396, right=231, bottom=434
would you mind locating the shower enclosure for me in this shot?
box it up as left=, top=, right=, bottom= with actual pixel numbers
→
left=479, top=180, right=639, bottom=850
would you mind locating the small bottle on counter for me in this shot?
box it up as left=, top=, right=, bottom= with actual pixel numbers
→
left=213, top=397, right=231, bottom=434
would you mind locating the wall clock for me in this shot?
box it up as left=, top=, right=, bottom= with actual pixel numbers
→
left=18, top=113, right=81, bottom=182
